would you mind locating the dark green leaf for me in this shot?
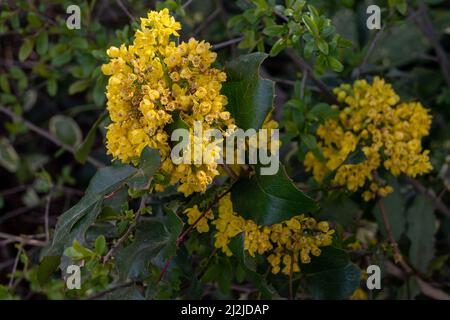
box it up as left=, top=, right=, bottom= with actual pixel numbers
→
left=406, top=195, right=435, bottom=273
left=75, top=111, right=107, bottom=164
left=115, top=212, right=183, bottom=280
left=37, top=256, right=61, bottom=286
left=343, top=145, right=366, bottom=165
left=302, top=247, right=360, bottom=299
left=231, top=165, right=318, bottom=225
left=127, top=147, right=161, bottom=190
left=43, top=164, right=136, bottom=256
left=42, top=194, right=102, bottom=257
left=307, top=103, right=336, bottom=122
left=222, top=53, right=275, bottom=130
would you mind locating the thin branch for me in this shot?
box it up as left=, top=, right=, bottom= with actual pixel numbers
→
left=354, top=24, right=386, bottom=78
left=115, top=0, right=134, bottom=22
left=193, top=7, right=221, bottom=36
left=0, top=205, right=38, bottom=224
left=0, top=185, right=27, bottom=197
left=43, top=191, right=52, bottom=243
left=157, top=255, right=174, bottom=283
left=176, top=183, right=234, bottom=247
left=378, top=200, right=413, bottom=274
left=86, top=281, right=136, bottom=300
left=385, top=261, right=450, bottom=300
left=219, top=163, right=238, bottom=181
left=411, top=2, right=450, bottom=90
left=0, top=232, right=47, bottom=247
left=0, top=106, right=104, bottom=168
left=379, top=199, right=450, bottom=299
left=289, top=252, right=294, bottom=300
left=8, top=245, right=22, bottom=288
left=212, top=37, right=244, bottom=50
left=285, top=49, right=340, bottom=106
left=158, top=183, right=235, bottom=283
left=300, top=69, right=308, bottom=99
left=405, top=177, right=450, bottom=219
left=102, top=196, right=148, bottom=263
left=182, top=0, right=194, bottom=9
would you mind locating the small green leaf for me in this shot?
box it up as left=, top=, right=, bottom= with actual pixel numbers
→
left=36, top=31, right=48, bottom=55
left=0, top=137, right=19, bottom=172
left=9, top=66, right=27, bottom=91
left=19, top=37, right=34, bottom=61
left=307, top=103, right=337, bottom=122
left=49, top=115, right=83, bottom=147
left=316, top=38, right=329, bottom=55
left=302, top=14, right=319, bottom=37
left=302, top=134, right=324, bottom=160
left=269, top=38, right=287, bottom=56
left=328, top=56, right=344, bottom=72
left=0, top=74, right=11, bottom=93
left=263, top=25, right=285, bottom=37
left=69, top=79, right=90, bottom=95
left=95, top=235, right=107, bottom=255
left=47, top=79, right=57, bottom=96
left=301, top=134, right=318, bottom=150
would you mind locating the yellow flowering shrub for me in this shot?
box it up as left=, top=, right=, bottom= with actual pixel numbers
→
left=304, top=77, right=432, bottom=200
left=101, top=9, right=235, bottom=196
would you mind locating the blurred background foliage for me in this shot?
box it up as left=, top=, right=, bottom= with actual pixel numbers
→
left=0, top=0, right=449, bottom=300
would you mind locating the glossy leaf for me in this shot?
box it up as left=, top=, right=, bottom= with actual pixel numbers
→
left=222, top=53, right=275, bottom=130
left=231, top=165, right=318, bottom=225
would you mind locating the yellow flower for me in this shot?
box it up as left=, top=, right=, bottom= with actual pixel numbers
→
left=210, top=194, right=334, bottom=275
left=102, top=10, right=236, bottom=196
left=305, top=77, right=432, bottom=200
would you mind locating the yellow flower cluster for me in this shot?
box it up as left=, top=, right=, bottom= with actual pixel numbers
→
left=183, top=205, right=213, bottom=233
left=210, top=194, right=334, bottom=275
left=102, top=9, right=235, bottom=196
left=304, top=77, right=432, bottom=201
